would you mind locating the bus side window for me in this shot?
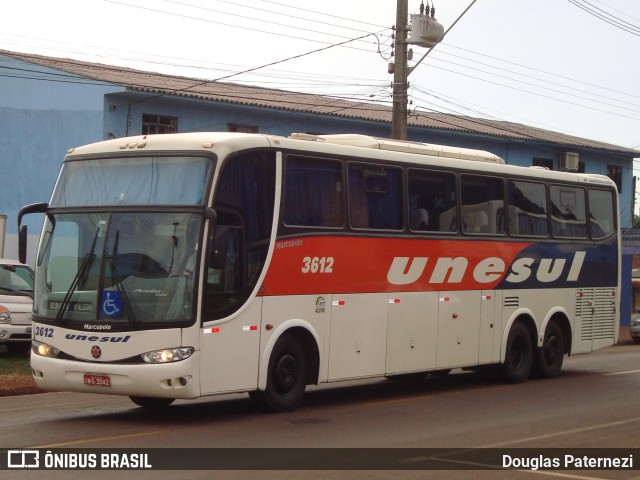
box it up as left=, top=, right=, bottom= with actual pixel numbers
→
left=507, top=180, right=548, bottom=237
left=461, top=174, right=505, bottom=235
left=283, top=156, right=343, bottom=228
left=348, top=163, right=403, bottom=230
left=550, top=185, right=587, bottom=238
left=588, top=188, right=615, bottom=239
left=407, top=169, right=457, bottom=233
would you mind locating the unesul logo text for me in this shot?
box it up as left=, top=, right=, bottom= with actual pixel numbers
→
left=387, top=251, right=586, bottom=285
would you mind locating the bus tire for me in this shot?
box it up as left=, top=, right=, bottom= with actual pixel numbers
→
left=534, top=320, right=564, bottom=379
left=502, top=321, right=533, bottom=384
left=251, top=335, right=307, bottom=413
left=129, top=396, right=174, bottom=409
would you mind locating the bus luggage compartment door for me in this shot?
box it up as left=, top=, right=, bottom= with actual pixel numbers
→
left=436, top=291, right=481, bottom=369
left=385, top=292, right=438, bottom=375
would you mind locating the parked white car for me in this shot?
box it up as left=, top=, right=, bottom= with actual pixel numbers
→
left=0, top=259, right=34, bottom=355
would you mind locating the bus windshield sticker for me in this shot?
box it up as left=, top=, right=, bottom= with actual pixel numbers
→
left=101, top=291, right=123, bottom=318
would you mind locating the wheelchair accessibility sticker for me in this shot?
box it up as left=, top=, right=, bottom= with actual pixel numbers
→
left=100, top=291, right=123, bottom=318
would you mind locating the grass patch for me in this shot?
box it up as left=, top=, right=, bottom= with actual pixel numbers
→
left=0, top=345, right=40, bottom=396
left=0, top=345, right=32, bottom=376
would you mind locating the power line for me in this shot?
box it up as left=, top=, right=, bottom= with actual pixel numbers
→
left=440, top=43, right=640, bottom=101
left=103, top=0, right=388, bottom=53
left=255, top=0, right=388, bottom=29
left=421, top=54, right=640, bottom=115
left=191, top=0, right=380, bottom=35
left=416, top=61, right=640, bottom=123
left=0, top=33, right=388, bottom=92
left=135, top=32, right=377, bottom=102
left=567, top=0, right=640, bottom=36
left=591, top=0, right=640, bottom=23
left=431, top=49, right=640, bottom=109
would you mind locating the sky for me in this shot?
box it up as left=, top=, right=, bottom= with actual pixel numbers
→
left=1, top=0, right=639, bottom=154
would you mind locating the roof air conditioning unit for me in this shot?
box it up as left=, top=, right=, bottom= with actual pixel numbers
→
left=559, top=152, right=579, bottom=171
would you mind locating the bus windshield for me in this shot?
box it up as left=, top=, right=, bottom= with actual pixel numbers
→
left=35, top=211, right=202, bottom=326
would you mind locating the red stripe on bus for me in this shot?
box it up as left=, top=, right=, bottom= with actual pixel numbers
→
left=261, top=236, right=530, bottom=296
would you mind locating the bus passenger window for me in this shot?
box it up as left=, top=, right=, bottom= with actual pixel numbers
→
left=284, top=156, right=343, bottom=228
left=349, top=163, right=402, bottom=230
left=550, top=185, right=586, bottom=238
left=588, top=189, right=615, bottom=239
left=508, top=181, right=548, bottom=237
left=407, top=169, right=457, bottom=233
left=461, top=175, right=505, bottom=235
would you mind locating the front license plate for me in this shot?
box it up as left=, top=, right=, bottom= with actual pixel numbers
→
left=84, top=374, right=111, bottom=387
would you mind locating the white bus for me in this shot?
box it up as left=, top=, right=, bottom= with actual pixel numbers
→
left=18, top=132, right=620, bottom=411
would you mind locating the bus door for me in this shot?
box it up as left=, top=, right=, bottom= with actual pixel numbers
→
left=199, top=226, right=262, bottom=395
left=197, top=152, right=276, bottom=395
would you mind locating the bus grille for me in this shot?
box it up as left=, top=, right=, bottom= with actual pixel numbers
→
left=576, top=288, right=617, bottom=341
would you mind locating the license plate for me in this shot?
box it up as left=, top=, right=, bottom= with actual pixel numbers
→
left=84, top=374, right=111, bottom=387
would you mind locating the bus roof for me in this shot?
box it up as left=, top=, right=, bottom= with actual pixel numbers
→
left=289, top=133, right=505, bottom=164
left=64, top=132, right=616, bottom=189
left=66, top=132, right=503, bottom=164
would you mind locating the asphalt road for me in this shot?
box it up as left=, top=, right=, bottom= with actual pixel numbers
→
left=1, top=340, right=640, bottom=480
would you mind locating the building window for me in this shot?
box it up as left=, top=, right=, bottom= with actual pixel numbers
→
left=607, top=165, right=622, bottom=193
left=142, top=114, right=178, bottom=135
left=533, top=158, right=553, bottom=170
left=228, top=123, right=258, bottom=133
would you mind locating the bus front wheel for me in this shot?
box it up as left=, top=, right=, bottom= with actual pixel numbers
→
left=250, top=335, right=307, bottom=413
left=502, top=321, right=533, bottom=384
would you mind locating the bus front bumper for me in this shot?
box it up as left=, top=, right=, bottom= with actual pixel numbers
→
left=30, top=351, right=202, bottom=400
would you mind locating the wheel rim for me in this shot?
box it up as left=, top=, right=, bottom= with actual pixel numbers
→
left=544, top=334, right=561, bottom=365
left=274, top=353, right=298, bottom=395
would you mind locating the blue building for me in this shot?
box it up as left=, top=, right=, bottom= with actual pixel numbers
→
left=1, top=48, right=638, bottom=322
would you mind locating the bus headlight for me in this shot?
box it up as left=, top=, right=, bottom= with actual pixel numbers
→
left=33, top=341, right=61, bottom=358
left=141, top=347, right=194, bottom=364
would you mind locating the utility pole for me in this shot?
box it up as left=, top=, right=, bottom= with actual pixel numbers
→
left=391, top=0, right=409, bottom=140
left=390, top=0, right=456, bottom=140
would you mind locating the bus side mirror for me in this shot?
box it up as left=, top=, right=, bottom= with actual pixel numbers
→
left=210, top=227, right=229, bottom=270
left=17, top=202, right=48, bottom=264
left=18, top=225, right=28, bottom=264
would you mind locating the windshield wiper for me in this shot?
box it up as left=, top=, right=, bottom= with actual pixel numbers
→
left=55, top=225, right=101, bottom=322
left=107, top=230, right=138, bottom=325
left=0, top=287, right=33, bottom=298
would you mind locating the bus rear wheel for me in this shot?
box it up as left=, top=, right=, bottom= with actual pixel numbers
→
left=250, top=335, right=307, bottom=413
left=129, top=396, right=175, bottom=409
left=534, top=321, right=565, bottom=379
left=501, top=321, right=533, bottom=384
